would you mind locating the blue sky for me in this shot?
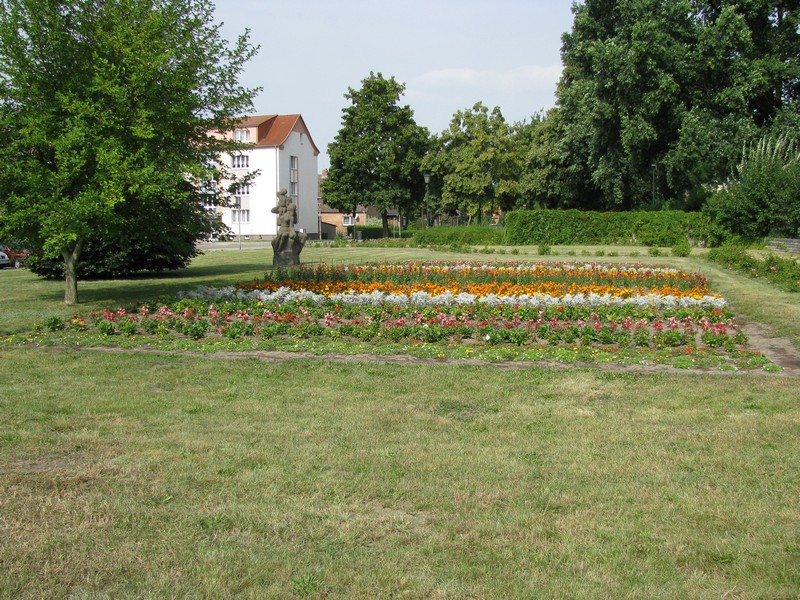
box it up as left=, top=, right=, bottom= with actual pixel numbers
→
left=213, top=1, right=576, bottom=169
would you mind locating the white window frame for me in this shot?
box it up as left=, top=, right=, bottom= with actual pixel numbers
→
left=231, top=209, right=250, bottom=223
left=234, top=128, right=250, bottom=142
left=232, top=154, right=249, bottom=169
left=342, top=215, right=356, bottom=226
left=233, top=182, right=250, bottom=196
left=290, top=156, right=299, bottom=198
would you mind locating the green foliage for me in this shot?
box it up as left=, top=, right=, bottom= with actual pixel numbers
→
left=544, top=0, right=800, bottom=209
left=353, top=225, right=411, bottom=241
left=671, top=239, right=692, bottom=257
left=707, top=245, right=800, bottom=292
left=321, top=73, right=429, bottom=235
left=423, top=103, right=523, bottom=222
left=505, top=210, right=709, bottom=247
left=26, top=212, right=204, bottom=279
left=42, top=316, right=66, bottom=332
left=0, top=0, right=258, bottom=302
left=704, top=135, right=800, bottom=242
left=412, top=225, right=506, bottom=247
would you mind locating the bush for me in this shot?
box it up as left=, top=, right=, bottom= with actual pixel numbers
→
left=353, top=225, right=412, bottom=240
left=27, top=230, right=202, bottom=279
left=707, top=245, right=800, bottom=292
left=704, top=135, right=800, bottom=243
left=672, top=239, right=692, bottom=257
left=505, top=210, right=709, bottom=247
left=412, top=225, right=506, bottom=247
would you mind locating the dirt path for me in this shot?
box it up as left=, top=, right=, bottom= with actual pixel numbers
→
left=738, top=318, right=800, bottom=376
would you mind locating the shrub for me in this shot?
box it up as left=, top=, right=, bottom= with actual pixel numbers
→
left=412, top=225, right=506, bottom=247
left=707, top=245, right=800, bottom=292
left=672, top=239, right=692, bottom=257
left=505, top=210, right=710, bottom=247
left=537, top=243, right=552, bottom=256
left=704, top=135, right=800, bottom=243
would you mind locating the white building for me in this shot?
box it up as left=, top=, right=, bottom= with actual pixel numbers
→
left=213, top=114, right=320, bottom=239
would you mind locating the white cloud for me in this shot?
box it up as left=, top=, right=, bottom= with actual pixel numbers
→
left=415, top=64, right=562, bottom=90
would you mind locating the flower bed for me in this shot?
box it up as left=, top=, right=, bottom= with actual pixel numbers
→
left=31, top=261, right=776, bottom=370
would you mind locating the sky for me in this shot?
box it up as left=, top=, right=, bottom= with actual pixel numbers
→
left=212, top=1, right=577, bottom=170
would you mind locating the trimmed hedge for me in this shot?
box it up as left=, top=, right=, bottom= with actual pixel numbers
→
left=352, top=225, right=413, bottom=240
left=505, top=210, right=711, bottom=247
left=412, top=225, right=507, bottom=247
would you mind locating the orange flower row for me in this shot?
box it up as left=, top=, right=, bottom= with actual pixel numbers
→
left=238, top=279, right=714, bottom=299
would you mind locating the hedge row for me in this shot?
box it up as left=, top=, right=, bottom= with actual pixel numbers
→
left=412, top=225, right=507, bottom=246
left=504, top=210, right=711, bottom=247
left=351, top=225, right=413, bottom=240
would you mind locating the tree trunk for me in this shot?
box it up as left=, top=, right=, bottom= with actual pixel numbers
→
left=381, top=210, right=389, bottom=238
left=62, top=241, right=83, bottom=305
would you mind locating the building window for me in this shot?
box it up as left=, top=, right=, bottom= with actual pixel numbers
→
left=234, top=128, right=250, bottom=142
left=290, top=155, right=299, bottom=199
left=342, top=215, right=356, bottom=226
left=232, top=182, right=250, bottom=196
left=201, top=178, right=219, bottom=208
left=232, top=209, right=250, bottom=223
left=232, top=154, right=249, bottom=169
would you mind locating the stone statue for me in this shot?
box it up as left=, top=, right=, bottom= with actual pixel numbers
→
left=271, top=189, right=306, bottom=266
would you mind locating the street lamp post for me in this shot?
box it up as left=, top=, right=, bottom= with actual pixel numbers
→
left=236, top=197, right=242, bottom=250
left=423, top=173, right=431, bottom=228
left=651, top=162, right=657, bottom=206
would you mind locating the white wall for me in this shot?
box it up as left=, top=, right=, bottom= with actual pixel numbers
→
left=219, top=130, right=318, bottom=238
left=278, top=130, right=319, bottom=236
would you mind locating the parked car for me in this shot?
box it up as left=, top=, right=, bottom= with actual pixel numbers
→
left=2, top=244, right=29, bottom=268
left=0, top=249, right=11, bottom=269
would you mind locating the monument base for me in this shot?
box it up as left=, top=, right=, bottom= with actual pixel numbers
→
left=272, top=232, right=307, bottom=267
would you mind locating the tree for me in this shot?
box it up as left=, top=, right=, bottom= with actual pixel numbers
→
left=322, top=73, right=429, bottom=237
left=549, top=0, right=800, bottom=210
left=424, top=103, right=521, bottom=224
left=705, top=134, right=800, bottom=241
left=518, top=109, right=584, bottom=209
left=0, top=0, right=257, bottom=303
left=556, top=0, right=697, bottom=209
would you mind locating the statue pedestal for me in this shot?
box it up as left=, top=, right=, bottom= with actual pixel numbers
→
left=272, top=232, right=307, bottom=267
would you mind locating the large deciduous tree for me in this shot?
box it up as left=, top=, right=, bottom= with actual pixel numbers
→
left=540, top=0, right=800, bottom=210
left=0, top=0, right=257, bottom=303
left=424, top=103, right=522, bottom=223
left=322, top=72, right=429, bottom=237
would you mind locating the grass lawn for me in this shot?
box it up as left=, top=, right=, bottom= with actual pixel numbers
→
left=1, top=243, right=799, bottom=598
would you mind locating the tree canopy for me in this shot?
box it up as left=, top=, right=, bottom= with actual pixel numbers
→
left=0, top=0, right=258, bottom=303
left=541, top=0, right=800, bottom=210
left=322, top=72, right=429, bottom=236
left=423, top=103, right=523, bottom=224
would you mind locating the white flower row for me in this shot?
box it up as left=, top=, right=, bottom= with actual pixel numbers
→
left=179, top=285, right=727, bottom=309
left=356, top=262, right=682, bottom=276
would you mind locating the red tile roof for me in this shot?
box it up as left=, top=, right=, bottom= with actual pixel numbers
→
left=235, top=114, right=320, bottom=156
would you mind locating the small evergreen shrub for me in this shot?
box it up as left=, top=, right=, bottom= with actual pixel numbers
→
left=672, top=239, right=692, bottom=257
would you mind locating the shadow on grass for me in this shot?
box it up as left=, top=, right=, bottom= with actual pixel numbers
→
left=35, top=262, right=270, bottom=307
